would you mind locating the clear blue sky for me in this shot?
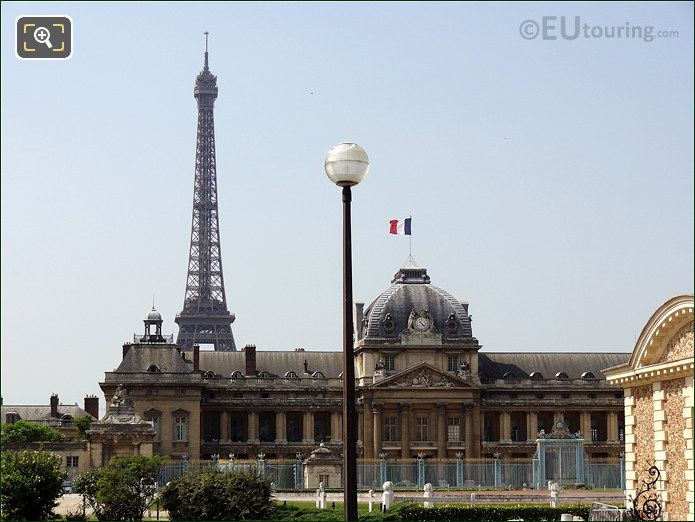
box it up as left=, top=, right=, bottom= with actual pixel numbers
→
left=2, top=2, right=693, bottom=409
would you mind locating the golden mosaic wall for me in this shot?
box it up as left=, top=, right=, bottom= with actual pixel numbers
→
left=663, top=378, right=687, bottom=521
left=659, top=321, right=694, bottom=364
left=632, top=384, right=654, bottom=472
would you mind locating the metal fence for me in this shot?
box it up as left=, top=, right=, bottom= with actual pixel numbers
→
left=158, top=457, right=622, bottom=490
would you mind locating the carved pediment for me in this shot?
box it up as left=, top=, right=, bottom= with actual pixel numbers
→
left=371, top=362, right=475, bottom=389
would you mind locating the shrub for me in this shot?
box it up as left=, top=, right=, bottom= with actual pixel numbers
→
left=0, top=449, right=67, bottom=520
left=0, top=420, right=64, bottom=444
left=385, top=502, right=592, bottom=521
left=161, top=467, right=274, bottom=520
left=72, top=455, right=166, bottom=521
left=72, top=416, right=93, bottom=441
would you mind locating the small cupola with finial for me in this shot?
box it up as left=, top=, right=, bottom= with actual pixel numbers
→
left=141, top=297, right=165, bottom=342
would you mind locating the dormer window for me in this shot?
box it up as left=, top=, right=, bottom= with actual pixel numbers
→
left=284, top=371, right=299, bottom=380
left=530, top=372, right=544, bottom=380
left=231, top=371, right=245, bottom=380
left=146, top=364, right=161, bottom=373
left=258, top=371, right=271, bottom=379
left=556, top=371, right=570, bottom=380
left=312, top=371, right=325, bottom=380
left=203, top=370, right=216, bottom=379
left=502, top=371, right=517, bottom=381
left=581, top=371, right=596, bottom=380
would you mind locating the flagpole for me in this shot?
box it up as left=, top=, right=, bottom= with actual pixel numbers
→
left=408, top=215, right=413, bottom=266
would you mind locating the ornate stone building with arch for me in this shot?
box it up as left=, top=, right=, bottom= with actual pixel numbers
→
left=604, top=295, right=694, bottom=521
left=100, top=266, right=629, bottom=464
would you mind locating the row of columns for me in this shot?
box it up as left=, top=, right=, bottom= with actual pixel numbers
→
left=360, top=402, right=478, bottom=460
left=216, top=410, right=342, bottom=444
left=495, top=410, right=621, bottom=442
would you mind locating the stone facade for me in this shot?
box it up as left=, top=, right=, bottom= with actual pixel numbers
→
left=101, top=267, right=629, bottom=467
left=605, top=294, right=694, bottom=521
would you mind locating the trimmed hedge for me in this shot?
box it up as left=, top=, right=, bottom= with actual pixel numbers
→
left=385, top=502, right=592, bottom=521
left=161, top=468, right=274, bottom=520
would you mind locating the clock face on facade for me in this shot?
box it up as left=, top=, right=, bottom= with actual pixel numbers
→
left=414, top=316, right=431, bottom=331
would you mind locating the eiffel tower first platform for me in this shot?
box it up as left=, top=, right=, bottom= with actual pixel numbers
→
left=176, top=34, right=236, bottom=352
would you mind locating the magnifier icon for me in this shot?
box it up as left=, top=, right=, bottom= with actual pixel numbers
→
left=33, top=26, right=53, bottom=49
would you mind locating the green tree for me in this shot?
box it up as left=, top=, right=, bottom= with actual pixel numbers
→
left=0, top=420, right=64, bottom=444
left=73, top=415, right=93, bottom=441
left=0, top=449, right=67, bottom=520
left=73, top=455, right=167, bottom=521
left=161, top=467, right=274, bottom=521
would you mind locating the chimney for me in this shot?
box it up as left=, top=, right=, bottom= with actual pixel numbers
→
left=84, top=395, right=99, bottom=419
left=123, top=344, right=131, bottom=359
left=50, top=394, right=59, bottom=417
left=193, top=345, right=200, bottom=371
left=244, top=344, right=256, bottom=376
left=354, top=301, right=365, bottom=341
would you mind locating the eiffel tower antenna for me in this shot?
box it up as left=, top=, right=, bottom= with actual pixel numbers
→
left=175, top=34, right=237, bottom=351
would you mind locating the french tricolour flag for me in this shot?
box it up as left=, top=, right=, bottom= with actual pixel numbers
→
left=389, top=217, right=412, bottom=235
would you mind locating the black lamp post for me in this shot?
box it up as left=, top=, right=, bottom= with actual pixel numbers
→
left=325, top=142, right=370, bottom=521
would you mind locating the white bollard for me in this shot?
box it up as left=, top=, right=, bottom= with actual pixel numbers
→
left=423, top=483, right=434, bottom=508
left=368, top=489, right=374, bottom=513
left=382, top=481, right=394, bottom=511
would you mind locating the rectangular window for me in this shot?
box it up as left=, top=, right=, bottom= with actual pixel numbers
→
left=146, top=417, right=161, bottom=441
left=591, top=427, right=598, bottom=442
left=447, top=417, right=460, bottom=442
left=384, top=355, right=396, bottom=372
left=416, top=416, right=429, bottom=442
left=66, top=456, right=79, bottom=467
left=384, top=416, right=397, bottom=442
left=319, top=474, right=329, bottom=488
left=174, top=416, right=188, bottom=441
left=447, top=355, right=459, bottom=372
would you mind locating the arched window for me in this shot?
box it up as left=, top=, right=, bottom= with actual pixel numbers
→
left=284, top=371, right=299, bottom=380
left=502, top=371, right=517, bottom=380
left=581, top=371, right=596, bottom=380
left=530, top=371, right=544, bottom=380
left=231, top=371, right=245, bottom=380
left=555, top=371, right=570, bottom=380
left=312, top=371, right=325, bottom=380
left=203, top=370, right=216, bottom=379
left=258, top=370, right=271, bottom=379
left=61, top=414, right=73, bottom=421
left=5, top=412, right=20, bottom=424
left=146, top=364, right=161, bottom=373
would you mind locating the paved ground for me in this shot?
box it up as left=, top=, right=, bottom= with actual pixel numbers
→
left=55, top=489, right=623, bottom=518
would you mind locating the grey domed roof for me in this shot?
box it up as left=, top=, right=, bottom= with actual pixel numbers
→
left=146, top=308, right=162, bottom=322
left=362, top=267, right=474, bottom=340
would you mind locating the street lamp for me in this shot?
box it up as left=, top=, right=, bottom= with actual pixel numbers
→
left=324, top=142, right=369, bottom=521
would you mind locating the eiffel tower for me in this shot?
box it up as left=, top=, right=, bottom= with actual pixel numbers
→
left=175, top=34, right=236, bottom=352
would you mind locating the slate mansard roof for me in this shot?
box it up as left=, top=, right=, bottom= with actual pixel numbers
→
left=362, top=267, right=474, bottom=340
left=198, top=350, right=344, bottom=378
left=1, top=404, right=91, bottom=422
left=477, top=352, right=630, bottom=380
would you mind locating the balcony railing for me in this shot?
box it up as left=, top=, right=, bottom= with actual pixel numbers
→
left=133, top=334, right=175, bottom=343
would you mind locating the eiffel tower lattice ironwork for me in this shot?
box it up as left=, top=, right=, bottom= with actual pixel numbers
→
left=176, top=33, right=236, bottom=352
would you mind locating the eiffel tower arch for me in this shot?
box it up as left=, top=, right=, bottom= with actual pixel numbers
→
left=176, top=34, right=236, bottom=352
